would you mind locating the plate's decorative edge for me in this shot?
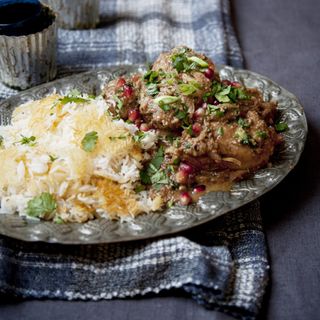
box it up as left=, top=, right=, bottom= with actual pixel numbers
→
left=0, top=65, right=308, bottom=244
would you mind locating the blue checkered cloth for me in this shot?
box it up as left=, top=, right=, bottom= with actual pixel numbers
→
left=0, top=1, right=269, bottom=319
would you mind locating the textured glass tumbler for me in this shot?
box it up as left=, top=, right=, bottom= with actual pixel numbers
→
left=43, top=0, right=100, bottom=29
left=0, top=2, right=57, bottom=89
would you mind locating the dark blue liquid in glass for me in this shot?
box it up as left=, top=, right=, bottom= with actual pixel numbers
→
left=0, top=0, right=53, bottom=36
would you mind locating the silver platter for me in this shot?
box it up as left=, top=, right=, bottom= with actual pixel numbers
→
left=0, top=66, right=307, bottom=243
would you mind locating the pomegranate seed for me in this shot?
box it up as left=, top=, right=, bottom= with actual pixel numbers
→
left=180, top=163, right=194, bottom=174
left=140, top=123, right=150, bottom=132
left=193, top=107, right=205, bottom=121
left=196, top=99, right=204, bottom=109
left=180, top=192, right=192, bottom=206
left=192, top=123, right=202, bottom=136
left=231, top=81, right=241, bottom=88
left=213, top=100, right=220, bottom=106
left=128, top=109, right=140, bottom=122
left=204, top=68, right=215, bottom=80
left=206, top=96, right=215, bottom=104
left=222, top=79, right=232, bottom=86
left=176, top=170, right=188, bottom=184
left=123, top=85, right=134, bottom=98
left=193, top=185, right=206, bottom=193
left=116, top=77, right=126, bottom=88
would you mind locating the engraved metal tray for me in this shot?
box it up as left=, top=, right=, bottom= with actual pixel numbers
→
left=0, top=66, right=308, bottom=243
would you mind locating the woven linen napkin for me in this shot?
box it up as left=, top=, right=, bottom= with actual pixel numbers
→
left=0, top=1, right=269, bottom=319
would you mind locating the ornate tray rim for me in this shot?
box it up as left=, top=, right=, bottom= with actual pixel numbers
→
left=0, top=65, right=308, bottom=244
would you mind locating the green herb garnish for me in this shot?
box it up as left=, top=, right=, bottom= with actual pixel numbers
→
left=207, top=105, right=225, bottom=117
left=113, top=95, right=123, bottom=109
left=160, top=105, right=171, bottom=112
left=187, top=56, right=208, bottom=67
left=49, top=154, right=58, bottom=162
left=255, top=130, right=268, bottom=139
left=81, top=131, right=98, bottom=152
left=146, top=83, right=159, bottom=96
left=17, top=135, right=37, bottom=146
left=154, top=95, right=180, bottom=105
left=53, top=216, right=64, bottom=224
left=179, top=81, right=201, bottom=96
left=234, top=128, right=250, bottom=145
left=217, top=127, right=224, bottom=136
left=143, top=70, right=159, bottom=83
left=275, top=122, right=288, bottom=132
left=0, top=135, right=4, bottom=148
left=140, top=146, right=169, bottom=188
left=237, top=117, right=250, bottom=128
left=133, top=131, right=146, bottom=142
left=26, top=192, right=57, bottom=218
left=108, top=134, right=128, bottom=141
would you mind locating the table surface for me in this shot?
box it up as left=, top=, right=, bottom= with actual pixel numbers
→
left=1, top=0, right=319, bottom=319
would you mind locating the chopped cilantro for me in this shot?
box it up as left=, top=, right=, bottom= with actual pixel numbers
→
left=160, top=104, right=171, bottom=112
left=17, top=135, right=37, bottom=146
left=134, top=184, right=146, bottom=193
left=211, top=81, right=251, bottom=104
left=81, top=131, right=98, bottom=152
left=237, top=117, right=250, bottom=128
left=113, top=95, right=123, bottom=109
left=215, top=86, right=231, bottom=103
left=256, top=130, right=268, bottom=139
left=26, top=192, right=57, bottom=218
left=187, top=56, right=208, bottom=67
left=179, top=81, right=201, bottom=96
left=140, top=146, right=169, bottom=188
left=133, top=131, right=146, bottom=142
left=143, top=69, right=159, bottom=83
left=172, top=158, right=180, bottom=165
left=0, top=135, right=3, bottom=148
left=108, top=134, right=128, bottom=141
left=59, top=93, right=89, bottom=105
left=174, top=109, right=188, bottom=120
left=146, top=83, right=159, bottom=96
left=217, top=127, right=224, bottom=136
left=154, top=95, right=180, bottom=105
left=234, top=128, right=250, bottom=145
left=275, top=122, right=289, bottom=132
left=49, top=154, right=58, bottom=162
left=54, top=216, right=64, bottom=224
left=207, top=105, right=225, bottom=117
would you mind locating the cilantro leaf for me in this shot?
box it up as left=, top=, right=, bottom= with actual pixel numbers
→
left=49, top=154, right=58, bottom=162
left=59, top=96, right=89, bottom=105
left=215, top=86, right=231, bottom=103
left=275, top=122, right=289, bottom=132
left=255, top=130, right=268, bottom=139
left=133, top=131, right=147, bottom=142
left=81, top=131, right=98, bottom=152
left=26, top=192, right=57, bottom=218
left=160, top=104, right=171, bottom=112
left=217, top=127, right=224, bottom=136
left=17, top=135, right=37, bottom=146
left=150, top=146, right=164, bottom=170
left=154, top=95, right=180, bottom=105
left=113, top=95, right=123, bottom=109
left=179, top=81, right=201, bottom=96
left=146, top=83, right=159, bottom=96
left=207, top=105, right=225, bottom=117
left=143, top=70, right=159, bottom=83
left=237, top=117, right=250, bottom=128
